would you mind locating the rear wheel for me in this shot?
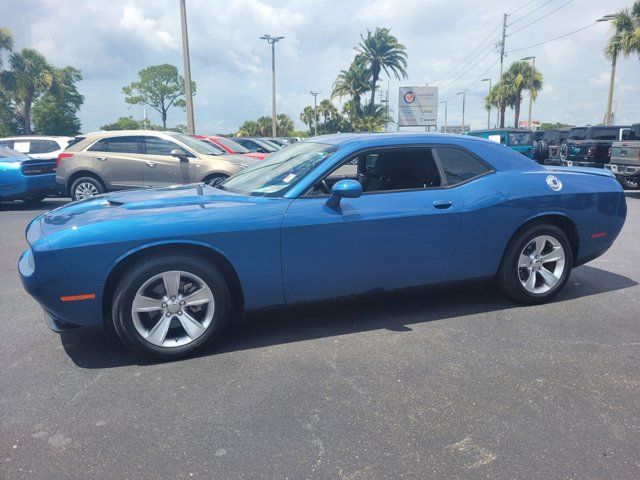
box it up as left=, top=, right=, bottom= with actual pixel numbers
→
left=498, top=224, right=572, bottom=304
left=617, top=175, right=639, bottom=190
left=559, top=141, right=568, bottom=162
left=71, top=176, right=104, bottom=201
left=111, top=254, right=231, bottom=360
left=204, top=174, right=228, bottom=187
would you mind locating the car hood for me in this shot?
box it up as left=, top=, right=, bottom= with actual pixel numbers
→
left=38, top=184, right=283, bottom=238
left=203, top=153, right=258, bottom=167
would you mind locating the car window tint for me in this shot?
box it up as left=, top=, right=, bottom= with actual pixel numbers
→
left=569, top=128, right=587, bottom=140
left=435, top=147, right=491, bottom=186
left=87, top=138, right=109, bottom=152
left=144, top=137, right=180, bottom=155
left=106, top=136, right=143, bottom=154
left=29, top=140, right=59, bottom=154
left=0, top=140, right=14, bottom=149
left=591, top=128, right=618, bottom=140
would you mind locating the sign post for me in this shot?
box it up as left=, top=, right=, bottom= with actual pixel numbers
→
left=398, top=86, right=438, bottom=129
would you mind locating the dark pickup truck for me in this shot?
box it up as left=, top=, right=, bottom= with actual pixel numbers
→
left=561, top=125, right=632, bottom=168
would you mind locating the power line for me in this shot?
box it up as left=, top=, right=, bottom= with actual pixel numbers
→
left=509, top=0, right=556, bottom=25
left=441, top=47, right=496, bottom=88
left=435, top=23, right=501, bottom=84
left=510, top=0, right=575, bottom=35
left=506, top=22, right=598, bottom=53
left=438, top=31, right=502, bottom=86
left=509, top=0, right=537, bottom=16
left=465, top=59, right=500, bottom=91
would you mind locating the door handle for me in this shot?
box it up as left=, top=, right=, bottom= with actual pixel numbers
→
left=432, top=200, right=453, bottom=209
left=146, top=161, right=156, bottom=167
left=96, top=156, right=107, bottom=161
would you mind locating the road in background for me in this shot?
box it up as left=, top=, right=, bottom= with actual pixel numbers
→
left=2, top=195, right=639, bottom=479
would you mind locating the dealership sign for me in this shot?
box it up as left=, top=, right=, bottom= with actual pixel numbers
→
left=398, top=86, right=438, bottom=127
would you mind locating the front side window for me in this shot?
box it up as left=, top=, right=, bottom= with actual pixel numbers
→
left=144, top=136, right=182, bottom=156
left=221, top=142, right=336, bottom=196
left=435, top=147, right=491, bottom=186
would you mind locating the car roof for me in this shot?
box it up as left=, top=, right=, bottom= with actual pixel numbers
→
left=304, top=132, right=503, bottom=148
left=0, top=135, right=74, bottom=141
left=467, top=128, right=532, bottom=133
left=82, top=130, right=183, bottom=138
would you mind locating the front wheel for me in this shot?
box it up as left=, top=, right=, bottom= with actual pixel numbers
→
left=498, top=224, right=572, bottom=304
left=204, top=174, right=229, bottom=187
left=112, top=254, right=231, bottom=359
left=617, top=175, right=639, bottom=190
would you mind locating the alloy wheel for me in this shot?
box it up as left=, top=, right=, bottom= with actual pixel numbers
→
left=75, top=182, right=99, bottom=200
left=518, top=235, right=566, bottom=294
left=131, top=270, right=215, bottom=348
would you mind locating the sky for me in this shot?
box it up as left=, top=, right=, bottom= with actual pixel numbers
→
left=2, top=0, right=639, bottom=133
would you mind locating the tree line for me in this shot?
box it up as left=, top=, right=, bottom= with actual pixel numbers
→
left=0, top=27, right=84, bottom=136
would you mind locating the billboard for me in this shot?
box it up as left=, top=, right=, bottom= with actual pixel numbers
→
left=398, top=86, right=438, bottom=127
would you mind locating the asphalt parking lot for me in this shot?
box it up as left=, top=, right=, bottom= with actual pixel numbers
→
left=1, top=195, right=639, bottom=480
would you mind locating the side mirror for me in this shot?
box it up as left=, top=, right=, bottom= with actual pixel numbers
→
left=326, top=179, right=362, bottom=209
left=171, top=148, right=188, bottom=159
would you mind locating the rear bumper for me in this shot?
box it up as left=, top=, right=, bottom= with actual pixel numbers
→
left=0, top=172, right=56, bottom=201
left=562, top=159, right=603, bottom=168
left=605, top=164, right=640, bottom=177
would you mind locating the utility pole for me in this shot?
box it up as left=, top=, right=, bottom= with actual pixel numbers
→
left=179, top=0, right=195, bottom=134
left=309, top=91, right=320, bottom=136
left=481, top=78, right=492, bottom=128
left=457, top=90, right=468, bottom=132
left=439, top=100, right=448, bottom=133
left=260, top=34, right=284, bottom=137
left=499, top=13, right=508, bottom=77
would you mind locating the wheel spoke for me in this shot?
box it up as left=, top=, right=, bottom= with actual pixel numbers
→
left=540, top=247, right=563, bottom=264
left=518, top=254, right=531, bottom=268
left=162, top=271, right=181, bottom=298
left=146, top=315, right=172, bottom=345
left=534, top=237, right=546, bottom=255
left=524, top=270, right=537, bottom=291
left=178, top=311, right=206, bottom=340
left=182, top=287, right=213, bottom=307
left=538, top=266, right=559, bottom=288
left=132, top=295, right=163, bottom=313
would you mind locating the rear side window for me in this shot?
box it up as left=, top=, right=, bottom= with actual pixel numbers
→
left=144, top=137, right=181, bottom=156
left=435, top=147, right=491, bottom=186
left=591, top=128, right=618, bottom=140
left=28, top=140, right=60, bottom=154
left=0, top=140, right=14, bottom=149
left=569, top=128, right=587, bottom=140
left=88, top=136, right=143, bottom=154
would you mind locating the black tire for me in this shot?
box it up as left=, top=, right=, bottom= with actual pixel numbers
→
left=497, top=223, right=572, bottom=305
left=617, top=175, right=640, bottom=190
left=112, top=254, right=231, bottom=360
left=203, top=173, right=229, bottom=187
left=70, top=176, right=105, bottom=201
left=559, top=141, right=568, bottom=161
left=21, top=195, right=46, bottom=206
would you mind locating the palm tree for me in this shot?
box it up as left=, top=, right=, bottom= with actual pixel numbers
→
left=604, top=1, right=640, bottom=124
left=0, top=28, right=13, bottom=68
left=0, top=48, right=58, bottom=134
left=255, top=116, right=273, bottom=137
left=318, top=99, right=338, bottom=132
left=355, top=27, right=408, bottom=108
left=504, top=61, right=543, bottom=128
left=237, top=120, right=258, bottom=136
left=331, top=61, right=370, bottom=115
left=276, top=114, right=294, bottom=136
left=300, top=106, right=315, bottom=134
left=485, top=78, right=515, bottom=128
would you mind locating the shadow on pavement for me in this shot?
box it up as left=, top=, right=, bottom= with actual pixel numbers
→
left=1, top=199, right=69, bottom=212
left=60, top=264, right=637, bottom=369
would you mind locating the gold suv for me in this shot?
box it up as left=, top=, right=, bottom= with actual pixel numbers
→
left=56, top=130, right=257, bottom=201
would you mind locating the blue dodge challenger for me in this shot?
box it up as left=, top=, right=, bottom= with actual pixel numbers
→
left=19, top=133, right=627, bottom=359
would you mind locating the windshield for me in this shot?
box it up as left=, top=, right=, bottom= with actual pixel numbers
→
left=216, top=136, right=250, bottom=153
left=221, top=142, right=336, bottom=196
left=199, top=139, right=228, bottom=155
left=169, top=133, right=226, bottom=155
left=252, top=139, right=278, bottom=152
left=507, top=132, right=532, bottom=146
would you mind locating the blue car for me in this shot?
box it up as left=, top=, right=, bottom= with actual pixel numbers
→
left=19, top=133, right=626, bottom=359
left=0, top=147, right=57, bottom=205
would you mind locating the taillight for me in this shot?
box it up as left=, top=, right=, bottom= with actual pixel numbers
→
left=56, top=152, right=73, bottom=168
left=586, top=147, right=596, bottom=157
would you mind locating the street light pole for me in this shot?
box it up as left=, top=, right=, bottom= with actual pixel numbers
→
left=597, top=14, right=616, bottom=125
left=520, top=56, right=536, bottom=129
left=309, top=91, right=320, bottom=136
left=179, top=0, right=195, bottom=134
left=457, top=90, right=468, bottom=132
left=481, top=78, right=492, bottom=129
left=439, top=100, right=448, bottom=133
left=260, top=34, right=284, bottom=137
